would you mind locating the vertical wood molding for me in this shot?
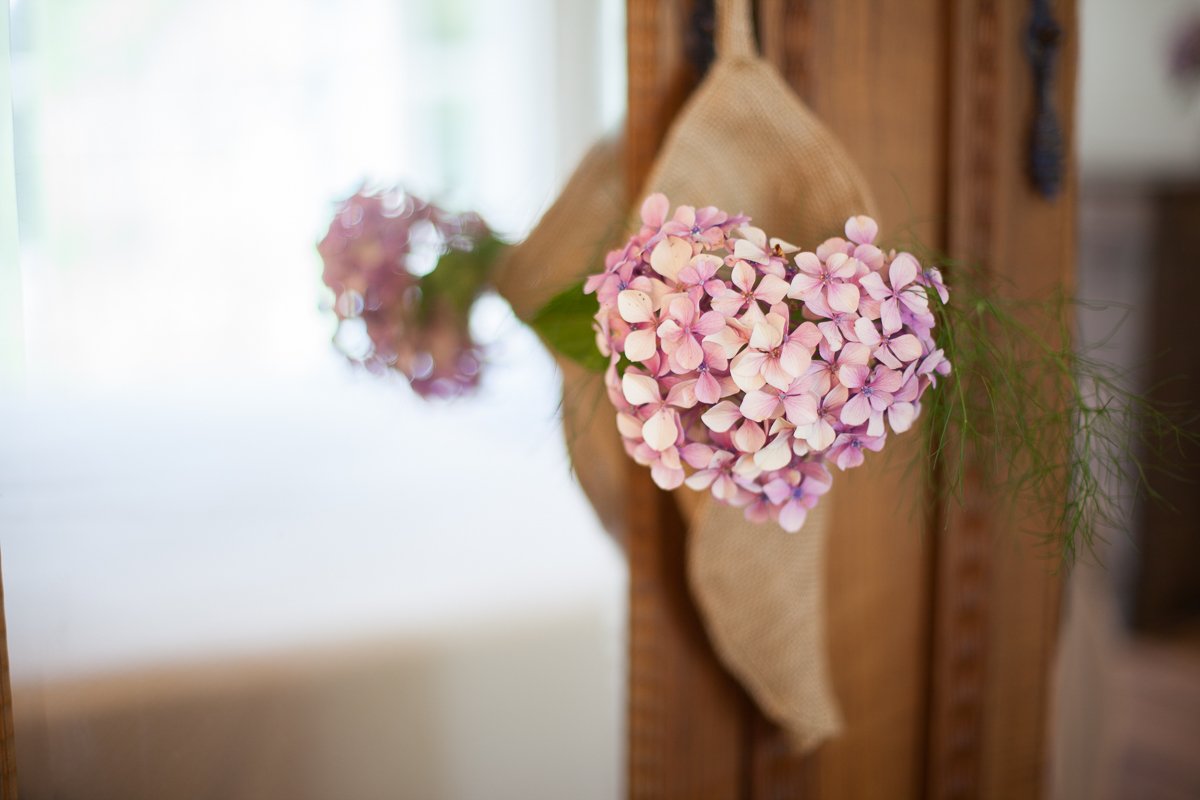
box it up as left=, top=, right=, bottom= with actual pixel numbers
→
left=929, top=3, right=1004, bottom=797
left=931, top=1, right=1075, bottom=799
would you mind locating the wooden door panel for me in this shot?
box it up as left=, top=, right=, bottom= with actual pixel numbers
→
left=624, top=2, right=1072, bottom=798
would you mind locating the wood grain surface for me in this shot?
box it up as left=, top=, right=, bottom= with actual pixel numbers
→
left=623, top=2, right=1073, bottom=798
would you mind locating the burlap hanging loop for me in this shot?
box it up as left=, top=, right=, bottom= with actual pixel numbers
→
left=715, top=0, right=756, bottom=61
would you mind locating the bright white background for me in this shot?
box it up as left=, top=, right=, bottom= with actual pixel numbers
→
left=1, top=0, right=627, bottom=796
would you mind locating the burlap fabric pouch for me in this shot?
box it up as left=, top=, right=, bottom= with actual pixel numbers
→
left=495, top=0, right=875, bottom=752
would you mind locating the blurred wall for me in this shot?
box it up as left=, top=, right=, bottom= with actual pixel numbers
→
left=1079, top=0, right=1200, bottom=178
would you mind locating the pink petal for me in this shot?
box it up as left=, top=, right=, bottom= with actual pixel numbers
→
left=873, top=367, right=905, bottom=393
left=738, top=225, right=768, bottom=249
left=624, top=329, right=659, bottom=362
left=710, top=292, right=746, bottom=318
left=853, top=316, right=882, bottom=346
left=778, top=341, right=812, bottom=379
left=816, top=237, right=853, bottom=261
left=818, top=320, right=844, bottom=351
left=826, top=253, right=857, bottom=280
left=642, top=408, right=679, bottom=451
left=854, top=244, right=885, bottom=270
left=701, top=401, right=742, bottom=432
left=880, top=297, right=903, bottom=334
left=836, top=445, right=865, bottom=470
left=694, top=310, right=726, bottom=337
left=740, top=390, right=782, bottom=422
left=695, top=371, right=722, bottom=404
left=665, top=379, right=698, bottom=408
left=667, top=296, right=697, bottom=325
left=681, top=442, right=715, bottom=468
left=868, top=390, right=894, bottom=411
left=754, top=434, right=793, bottom=471
left=793, top=251, right=823, bottom=277
left=889, top=333, right=923, bottom=363
left=778, top=499, right=808, bottom=532
left=844, top=215, right=878, bottom=245
left=838, top=364, right=870, bottom=389
left=788, top=273, right=822, bottom=300
left=672, top=205, right=696, bottom=226
left=840, top=342, right=872, bottom=365
left=858, top=271, right=890, bottom=302
left=790, top=321, right=822, bottom=349
left=641, top=193, right=669, bottom=228
left=888, top=402, right=916, bottom=433
left=782, top=392, right=818, bottom=426
left=875, top=345, right=903, bottom=370
left=618, top=289, right=655, bottom=324
left=749, top=315, right=786, bottom=350
left=733, top=239, right=768, bottom=264
left=686, top=254, right=722, bottom=282
left=651, top=463, right=685, bottom=490
left=733, top=420, right=766, bottom=453
left=826, top=281, right=861, bottom=314
left=731, top=261, right=757, bottom=292
left=763, top=358, right=794, bottom=391
left=763, top=478, right=791, bottom=505
left=825, top=384, right=850, bottom=407
left=866, top=410, right=886, bottom=437
left=671, top=336, right=704, bottom=372
left=712, top=474, right=740, bottom=503
left=755, top=274, right=790, bottom=305
left=685, top=470, right=718, bottom=491
left=656, top=318, right=683, bottom=344
left=616, top=412, right=643, bottom=439
left=622, top=372, right=662, bottom=406
left=805, top=419, right=837, bottom=452
left=650, top=237, right=691, bottom=282
left=731, top=348, right=768, bottom=378
left=888, top=253, right=919, bottom=290
left=840, top=393, right=872, bottom=426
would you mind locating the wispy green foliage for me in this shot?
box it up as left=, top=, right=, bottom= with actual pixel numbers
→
left=916, top=256, right=1198, bottom=564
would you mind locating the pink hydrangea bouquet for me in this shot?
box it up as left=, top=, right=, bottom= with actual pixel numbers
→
left=318, top=187, right=504, bottom=399
left=584, top=194, right=951, bottom=532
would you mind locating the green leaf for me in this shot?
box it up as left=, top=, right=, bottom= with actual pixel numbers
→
left=530, top=280, right=608, bottom=373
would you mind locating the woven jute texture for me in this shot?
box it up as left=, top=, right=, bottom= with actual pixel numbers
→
left=495, top=0, right=875, bottom=752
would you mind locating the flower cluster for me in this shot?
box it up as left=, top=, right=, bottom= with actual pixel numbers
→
left=318, top=187, right=499, bottom=399
left=585, top=194, right=951, bottom=532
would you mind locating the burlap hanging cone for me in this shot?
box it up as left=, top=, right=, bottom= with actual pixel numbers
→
left=496, top=0, right=876, bottom=752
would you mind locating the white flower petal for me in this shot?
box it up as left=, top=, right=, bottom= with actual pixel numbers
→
left=616, top=412, right=643, bottom=439
left=642, top=408, right=679, bottom=451
left=622, top=373, right=662, bottom=406
left=617, top=289, right=655, bottom=324
left=624, top=329, right=659, bottom=362
left=650, top=237, right=691, bottom=282
left=701, top=400, right=742, bottom=433
left=754, top=434, right=793, bottom=471
left=740, top=390, right=781, bottom=422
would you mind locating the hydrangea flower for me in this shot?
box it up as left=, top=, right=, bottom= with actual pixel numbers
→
left=318, top=186, right=499, bottom=399
left=585, top=195, right=951, bottom=532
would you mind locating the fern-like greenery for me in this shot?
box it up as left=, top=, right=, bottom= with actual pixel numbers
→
left=915, top=253, right=1197, bottom=564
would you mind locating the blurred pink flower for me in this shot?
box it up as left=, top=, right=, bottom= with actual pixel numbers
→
left=318, top=186, right=499, bottom=399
